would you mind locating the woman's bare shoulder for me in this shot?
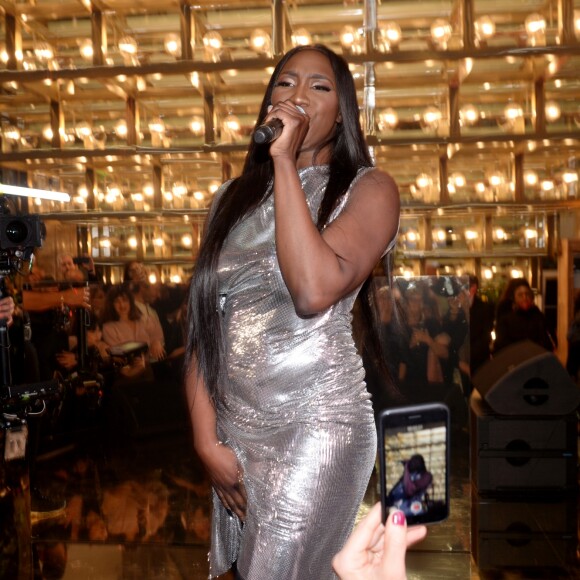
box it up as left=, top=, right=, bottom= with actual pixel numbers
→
left=357, top=167, right=398, bottom=191
left=351, top=168, right=400, bottom=209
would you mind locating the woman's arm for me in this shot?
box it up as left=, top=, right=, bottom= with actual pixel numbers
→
left=185, top=358, right=247, bottom=521
left=273, top=161, right=399, bottom=315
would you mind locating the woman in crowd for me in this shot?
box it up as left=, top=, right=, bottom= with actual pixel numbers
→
left=185, top=44, right=399, bottom=579
left=493, top=277, right=554, bottom=354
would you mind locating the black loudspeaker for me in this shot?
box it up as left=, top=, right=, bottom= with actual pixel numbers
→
left=470, top=391, right=578, bottom=493
left=472, top=340, right=580, bottom=415
left=471, top=490, right=578, bottom=570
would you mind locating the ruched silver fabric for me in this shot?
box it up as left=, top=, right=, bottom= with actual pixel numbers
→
left=210, top=165, right=378, bottom=579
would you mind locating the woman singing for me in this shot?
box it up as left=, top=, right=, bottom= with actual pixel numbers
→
left=185, top=44, right=400, bottom=579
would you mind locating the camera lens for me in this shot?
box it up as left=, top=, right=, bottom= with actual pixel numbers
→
left=5, top=220, right=29, bottom=244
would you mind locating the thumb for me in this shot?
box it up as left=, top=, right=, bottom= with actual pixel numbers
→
left=382, top=510, right=408, bottom=580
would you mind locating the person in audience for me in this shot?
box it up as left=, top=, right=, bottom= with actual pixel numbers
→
left=468, top=274, right=494, bottom=375
left=493, top=277, right=554, bottom=354
left=332, top=502, right=427, bottom=580
left=129, top=280, right=165, bottom=360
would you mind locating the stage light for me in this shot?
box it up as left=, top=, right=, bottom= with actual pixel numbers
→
left=0, top=183, right=70, bottom=202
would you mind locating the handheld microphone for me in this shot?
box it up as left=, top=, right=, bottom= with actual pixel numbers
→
left=253, top=118, right=284, bottom=144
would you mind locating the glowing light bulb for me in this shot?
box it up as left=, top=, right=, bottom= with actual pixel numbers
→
left=118, top=35, right=138, bottom=56
left=459, top=104, right=479, bottom=126
left=474, top=16, right=495, bottom=40
left=292, top=28, right=312, bottom=47
left=164, top=33, right=181, bottom=56
left=430, top=19, right=452, bottom=46
left=545, top=100, right=561, bottom=122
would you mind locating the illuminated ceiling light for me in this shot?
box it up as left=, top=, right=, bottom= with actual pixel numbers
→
left=223, top=114, right=241, bottom=133
left=540, top=179, right=554, bottom=191
left=249, top=29, right=271, bottom=54
left=433, top=228, right=446, bottom=242
left=465, top=229, right=479, bottom=240
left=77, top=185, right=89, bottom=198
left=193, top=190, right=205, bottom=201
left=0, top=183, right=70, bottom=202
left=291, top=28, right=312, bottom=47
left=64, top=80, right=75, bottom=95
left=406, top=230, right=419, bottom=243
left=459, top=104, right=479, bottom=126
left=378, top=108, right=398, bottom=131
left=74, top=121, right=92, bottom=138
left=430, top=19, right=452, bottom=46
left=494, top=227, right=506, bottom=240
left=378, top=21, right=402, bottom=51
left=99, top=238, right=111, bottom=248
left=525, top=13, right=546, bottom=36
left=416, top=173, right=433, bottom=189
left=524, top=169, right=538, bottom=186
left=340, top=26, right=361, bottom=50
left=524, top=228, right=538, bottom=239
left=510, top=268, right=524, bottom=279
left=421, top=106, right=442, bottom=131
left=34, top=41, right=54, bottom=61
left=562, top=170, right=578, bottom=184
left=474, top=16, right=495, bottom=41
left=118, top=35, right=138, bottom=56
left=450, top=172, right=466, bottom=188
left=128, top=236, right=138, bottom=249
left=164, top=33, right=181, bottom=57
left=131, top=193, right=144, bottom=202
left=208, top=180, right=221, bottom=194
left=0, top=44, right=8, bottom=64
left=488, top=171, right=504, bottom=187
left=114, top=119, right=128, bottom=138
left=3, top=125, right=21, bottom=141
left=483, top=268, right=493, bottom=280
left=79, top=39, right=93, bottom=61
left=203, top=31, right=223, bottom=53
left=148, top=117, right=165, bottom=134
left=153, top=236, right=164, bottom=248
left=544, top=100, right=561, bottom=122
left=181, top=234, right=193, bottom=247
left=148, top=273, right=157, bottom=284
left=575, top=10, right=580, bottom=36
left=143, top=182, right=154, bottom=197
left=504, top=103, right=523, bottom=121
left=107, top=183, right=121, bottom=197
left=189, top=116, right=204, bottom=135
left=172, top=181, right=188, bottom=196
left=163, top=191, right=173, bottom=202
left=500, top=103, right=524, bottom=132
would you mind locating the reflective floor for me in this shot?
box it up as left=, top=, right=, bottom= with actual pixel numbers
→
left=3, top=385, right=579, bottom=580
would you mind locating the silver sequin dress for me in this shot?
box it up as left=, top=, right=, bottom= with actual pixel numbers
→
left=210, top=165, right=378, bottom=579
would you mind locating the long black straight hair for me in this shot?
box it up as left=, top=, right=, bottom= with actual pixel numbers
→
left=185, top=44, right=373, bottom=401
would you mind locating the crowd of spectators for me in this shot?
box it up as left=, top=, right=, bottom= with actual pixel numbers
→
left=10, top=255, right=189, bottom=448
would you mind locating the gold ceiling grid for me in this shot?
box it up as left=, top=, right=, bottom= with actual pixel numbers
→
left=0, top=0, right=579, bottom=278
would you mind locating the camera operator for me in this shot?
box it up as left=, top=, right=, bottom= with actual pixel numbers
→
left=59, top=253, right=100, bottom=284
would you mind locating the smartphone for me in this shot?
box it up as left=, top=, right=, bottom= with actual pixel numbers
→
left=378, top=402, right=450, bottom=526
left=73, top=256, right=90, bottom=265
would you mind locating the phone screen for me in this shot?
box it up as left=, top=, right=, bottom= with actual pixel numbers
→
left=379, top=403, right=449, bottom=526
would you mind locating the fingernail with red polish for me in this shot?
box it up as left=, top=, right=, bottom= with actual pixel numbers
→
left=392, top=511, right=406, bottom=526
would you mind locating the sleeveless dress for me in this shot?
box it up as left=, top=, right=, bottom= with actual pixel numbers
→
left=210, top=165, right=379, bottom=579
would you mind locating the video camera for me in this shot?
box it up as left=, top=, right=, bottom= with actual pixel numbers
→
left=0, top=214, right=46, bottom=275
left=0, top=201, right=61, bottom=462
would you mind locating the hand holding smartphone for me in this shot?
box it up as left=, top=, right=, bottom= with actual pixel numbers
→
left=378, top=402, right=450, bottom=526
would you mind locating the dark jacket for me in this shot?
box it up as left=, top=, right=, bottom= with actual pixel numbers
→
left=493, top=305, right=553, bottom=354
